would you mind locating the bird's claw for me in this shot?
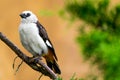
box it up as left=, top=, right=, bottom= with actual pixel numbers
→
left=29, top=56, right=42, bottom=63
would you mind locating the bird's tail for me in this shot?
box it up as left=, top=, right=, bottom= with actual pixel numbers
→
left=46, top=60, right=61, bottom=74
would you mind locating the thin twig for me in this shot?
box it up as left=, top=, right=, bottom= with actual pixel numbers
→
left=38, top=74, right=43, bottom=80
left=13, top=56, right=18, bottom=69
left=14, top=60, right=24, bottom=75
left=0, top=32, right=57, bottom=80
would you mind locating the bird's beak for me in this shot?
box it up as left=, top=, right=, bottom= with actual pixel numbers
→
left=19, top=13, right=26, bottom=18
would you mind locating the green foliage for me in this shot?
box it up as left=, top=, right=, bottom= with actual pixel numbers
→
left=65, top=0, right=120, bottom=33
left=39, top=10, right=54, bottom=16
left=57, top=74, right=84, bottom=80
left=63, top=0, right=120, bottom=80
left=70, top=73, right=84, bottom=80
left=77, top=29, right=120, bottom=80
left=66, top=0, right=110, bottom=27
left=57, top=77, right=63, bottom=80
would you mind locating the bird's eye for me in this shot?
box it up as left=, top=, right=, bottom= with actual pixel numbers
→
left=26, top=13, right=31, bottom=17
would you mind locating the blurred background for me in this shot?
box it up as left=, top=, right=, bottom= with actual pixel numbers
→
left=0, top=0, right=120, bottom=80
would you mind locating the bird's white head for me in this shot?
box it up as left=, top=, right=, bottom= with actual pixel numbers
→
left=20, top=11, right=38, bottom=23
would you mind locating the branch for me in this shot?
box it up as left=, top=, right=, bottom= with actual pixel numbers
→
left=0, top=32, right=57, bottom=80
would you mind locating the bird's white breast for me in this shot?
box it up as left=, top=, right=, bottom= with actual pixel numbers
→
left=19, top=23, right=48, bottom=56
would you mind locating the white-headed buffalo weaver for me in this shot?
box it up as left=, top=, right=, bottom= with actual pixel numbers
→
left=19, top=11, right=61, bottom=74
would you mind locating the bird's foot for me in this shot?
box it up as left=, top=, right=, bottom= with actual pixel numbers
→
left=29, top=56, right=42, bottom=63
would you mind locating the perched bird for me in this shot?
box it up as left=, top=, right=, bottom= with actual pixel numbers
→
left=18, top=10, right=61, bottom=74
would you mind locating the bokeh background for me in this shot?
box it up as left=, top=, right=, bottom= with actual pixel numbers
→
left=0, top=0, right=120, bottom=80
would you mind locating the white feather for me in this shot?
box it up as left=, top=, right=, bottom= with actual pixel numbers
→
left=19, top=11, right=48, bottom=56
left=46, top=40, right=52, bottom=48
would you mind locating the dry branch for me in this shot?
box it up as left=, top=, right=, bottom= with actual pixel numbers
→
left=0, top=32, right=57, bottom=80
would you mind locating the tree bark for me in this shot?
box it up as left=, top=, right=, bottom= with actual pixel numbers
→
left=0, top=32, right=57, bottom=80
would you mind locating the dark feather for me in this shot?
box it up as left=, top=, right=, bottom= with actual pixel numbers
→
left=46, top=60, right=61, bottom=74
left=36, top=21, right=58, bottom=61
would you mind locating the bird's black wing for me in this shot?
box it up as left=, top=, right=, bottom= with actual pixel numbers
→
left=36, top=21, right=58, bottom=61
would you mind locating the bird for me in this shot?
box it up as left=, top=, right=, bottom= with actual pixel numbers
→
left=18, top=10, right=61, bottom=74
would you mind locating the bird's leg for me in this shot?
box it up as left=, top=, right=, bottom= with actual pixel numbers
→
left=29, top=56, right=42, bottom=63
